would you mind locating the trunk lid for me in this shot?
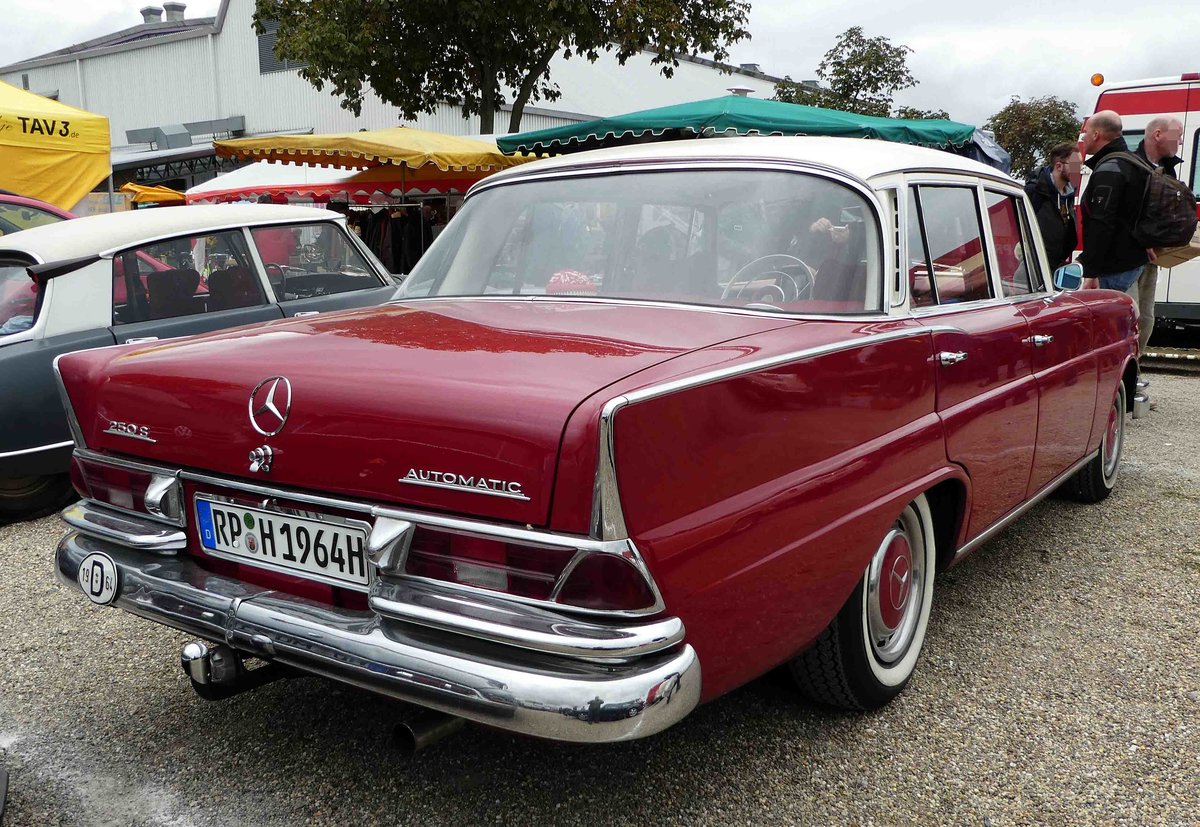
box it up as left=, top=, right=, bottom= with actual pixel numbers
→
left=62, top=299, right=789, bottom=525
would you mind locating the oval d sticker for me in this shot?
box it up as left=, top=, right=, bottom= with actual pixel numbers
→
left=77, top=552, right=119, bottom=605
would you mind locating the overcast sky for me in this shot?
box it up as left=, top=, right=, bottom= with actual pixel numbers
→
left=2, top=0, right=1194, bottom=126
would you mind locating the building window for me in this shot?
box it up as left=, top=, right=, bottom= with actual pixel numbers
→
left=257, top=20, right=307, bottom=74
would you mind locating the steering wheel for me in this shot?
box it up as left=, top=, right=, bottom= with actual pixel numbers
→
left=263, top=262, right=287, bottom=296
left=721, top=254, right=815, bottom=304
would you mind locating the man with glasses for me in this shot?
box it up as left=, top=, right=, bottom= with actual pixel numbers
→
left=1025, top=142, right=1082, bottom=268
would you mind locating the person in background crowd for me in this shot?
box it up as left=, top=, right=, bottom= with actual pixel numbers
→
left=1129, top=116, right=1184, bottom=356
left=1025, top=142, right=1080, bottom=268
left=1077, top=110, right=1151, bottom=296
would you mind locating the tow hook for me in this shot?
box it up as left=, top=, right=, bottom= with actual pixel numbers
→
left=180, top=641, right=287, bottom=701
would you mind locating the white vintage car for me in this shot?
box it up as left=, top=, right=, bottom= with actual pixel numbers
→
left=0, top=204, right=395, bottom=520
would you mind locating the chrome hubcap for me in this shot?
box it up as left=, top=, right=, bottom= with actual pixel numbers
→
left=865, top=508, right=925, bottom=665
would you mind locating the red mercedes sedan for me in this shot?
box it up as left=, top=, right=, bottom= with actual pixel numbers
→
left=51, top=137, right=1138, bottom=744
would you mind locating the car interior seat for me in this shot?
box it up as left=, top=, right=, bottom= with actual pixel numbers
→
left=146, top=268, right=201, bottom=319
left=207, top=265, right=260, bottom=310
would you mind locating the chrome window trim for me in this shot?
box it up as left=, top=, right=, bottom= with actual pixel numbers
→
left=389, top=294, right=889, bottom=323
left=589, top=325, right=960, bottom=542
left=0, top=439, right=73, bottom=459
left=98, top=216, right=354, bottom=260
left=462, top=158, right=891, bottom=316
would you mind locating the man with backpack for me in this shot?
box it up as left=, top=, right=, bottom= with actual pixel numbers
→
left=1129, top=116, right=1185, bottom=353
left=1078, top=110, right=1151, bottom=295
left=1025, top=143, right=1081, bottom=268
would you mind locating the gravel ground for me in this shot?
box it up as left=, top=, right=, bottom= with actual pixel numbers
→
left=1, top=373, right=1197, bottom=827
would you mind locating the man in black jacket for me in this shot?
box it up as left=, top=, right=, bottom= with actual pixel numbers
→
left=1025, top=142, right=1080, bottom=268
left=1078, top=110, right=1151, bottom=293
left=1129, top=116, right=1184, bottom=354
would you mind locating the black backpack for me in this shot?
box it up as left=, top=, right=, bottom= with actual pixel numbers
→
left=1109, top=152, right=1198, bottom=248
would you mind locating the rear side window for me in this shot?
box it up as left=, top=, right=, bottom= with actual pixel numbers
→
left=113, top=229, right=265, bottom=325
left=0, top=255, right=39, bottom=336
left=907, top=185, right=993, bottom=305
left=250, top=222, right=380, bottom=300
left=985, top=191, right=1039, bottom=297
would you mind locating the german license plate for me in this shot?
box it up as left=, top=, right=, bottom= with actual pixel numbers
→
left=195, top=496, right=371, bottom=590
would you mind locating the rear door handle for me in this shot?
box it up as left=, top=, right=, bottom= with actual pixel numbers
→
left=1025, top=334, right=1054, bottom=347
left=126, top=336, right=159, bottom=344
left=293, top=311, right=320, bottom=317
left=937, top=351, right=968, bottom=366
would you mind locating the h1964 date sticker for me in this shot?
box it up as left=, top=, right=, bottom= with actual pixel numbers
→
left=77, top=552, right=119, bottom=605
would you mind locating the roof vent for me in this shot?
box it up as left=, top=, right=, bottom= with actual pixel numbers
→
left=162, top=1, right=186, bottom=22
left=140, top=5, right=163, bottom=23
left=727, top=86, right=755, bottom=97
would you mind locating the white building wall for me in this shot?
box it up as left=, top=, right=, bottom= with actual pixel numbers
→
left=3, top=0, right=781, bottom=144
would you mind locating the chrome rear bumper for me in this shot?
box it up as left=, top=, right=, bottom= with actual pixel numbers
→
left=56, top=518, right=699, bottom=743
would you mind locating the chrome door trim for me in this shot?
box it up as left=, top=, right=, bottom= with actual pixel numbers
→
left=0, top=439, right=73, bottom=460
left=951, top=449, right=1098, bottom=563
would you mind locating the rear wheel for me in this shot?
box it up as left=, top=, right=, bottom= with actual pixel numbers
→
left=788, top=493, right=937, bottom=710
left=0, top=474, right=74, bottom=524
left=1065, top=380, right=1125, bottom=503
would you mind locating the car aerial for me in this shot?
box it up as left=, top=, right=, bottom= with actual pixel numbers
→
left=52, top=137, right=1138, bottom=744
left=0, top=204, right=396, bottom=521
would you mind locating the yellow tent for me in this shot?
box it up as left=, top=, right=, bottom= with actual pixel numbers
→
left=215, top=126, right=531, bottom=175
left=0, top=80, right=111, bottom=210
left=120, top=182, right=186, bottom=205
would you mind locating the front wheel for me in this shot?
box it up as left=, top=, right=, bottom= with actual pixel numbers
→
left=1064, top=380, right=1126, bottom=503
left=788, top=493, right=937, bottom=710
left=0, top=474, right=74, bottom=524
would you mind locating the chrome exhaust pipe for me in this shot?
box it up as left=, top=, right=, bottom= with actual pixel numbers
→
left=394, top=710, right=466, bottom=755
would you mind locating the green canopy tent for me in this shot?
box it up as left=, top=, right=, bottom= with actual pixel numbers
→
left=497, top=95, right=1009, bottom=172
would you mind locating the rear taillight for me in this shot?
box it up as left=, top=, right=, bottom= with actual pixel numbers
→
left=402, top=526, right=658, bottom=612
left=70, top=454, right=183, bottom=524
left=555, top=553, right=657, bottom=612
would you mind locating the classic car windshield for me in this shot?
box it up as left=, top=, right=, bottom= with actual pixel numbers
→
left=0, top=260, right=39, bottom=336
left=399, top=170, right=883, bottom=314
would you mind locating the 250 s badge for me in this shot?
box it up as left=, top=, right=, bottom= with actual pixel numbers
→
left=102, top=420, right=156, bottom=443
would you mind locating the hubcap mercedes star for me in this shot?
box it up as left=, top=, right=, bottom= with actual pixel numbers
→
left=865, top=513, right=926, bottom=665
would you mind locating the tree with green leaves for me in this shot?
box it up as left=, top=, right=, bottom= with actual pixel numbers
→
left=773, top=26, right=918, bottom=117
left=255, top=0, right=751, bottom=134
left=894, top=105, right=950, bottom=121
left=984, top=95, right=1080, bottom=179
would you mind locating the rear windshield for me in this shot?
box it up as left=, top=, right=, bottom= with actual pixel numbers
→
left=0, top=202, right=66, bottom=237
left=399, top=169, right=884, bottom=315
left=0, top=258, right=39, bottom=336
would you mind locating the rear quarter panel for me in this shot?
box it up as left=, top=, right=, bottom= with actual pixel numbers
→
left=600, top=320, right=962, bottom=701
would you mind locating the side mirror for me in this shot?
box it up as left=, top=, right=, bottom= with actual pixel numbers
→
left=1053, top=262, right=1084, bottom=291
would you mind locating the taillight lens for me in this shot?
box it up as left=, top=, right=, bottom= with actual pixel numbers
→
left=556, top=553, right=657, bottom=611
left=402, top=527, right=658, bottom=612
left=70, top=454, right=183, bottom=524
left=404, top=528, right=573, bottom=600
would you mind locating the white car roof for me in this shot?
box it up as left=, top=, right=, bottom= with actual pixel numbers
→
left=0, top=204, right=334, bottom=262
left=485, top=135, right=1006, bottom=189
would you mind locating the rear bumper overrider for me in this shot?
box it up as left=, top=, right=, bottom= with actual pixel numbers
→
left=56, top=505, right=699, bottom=743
